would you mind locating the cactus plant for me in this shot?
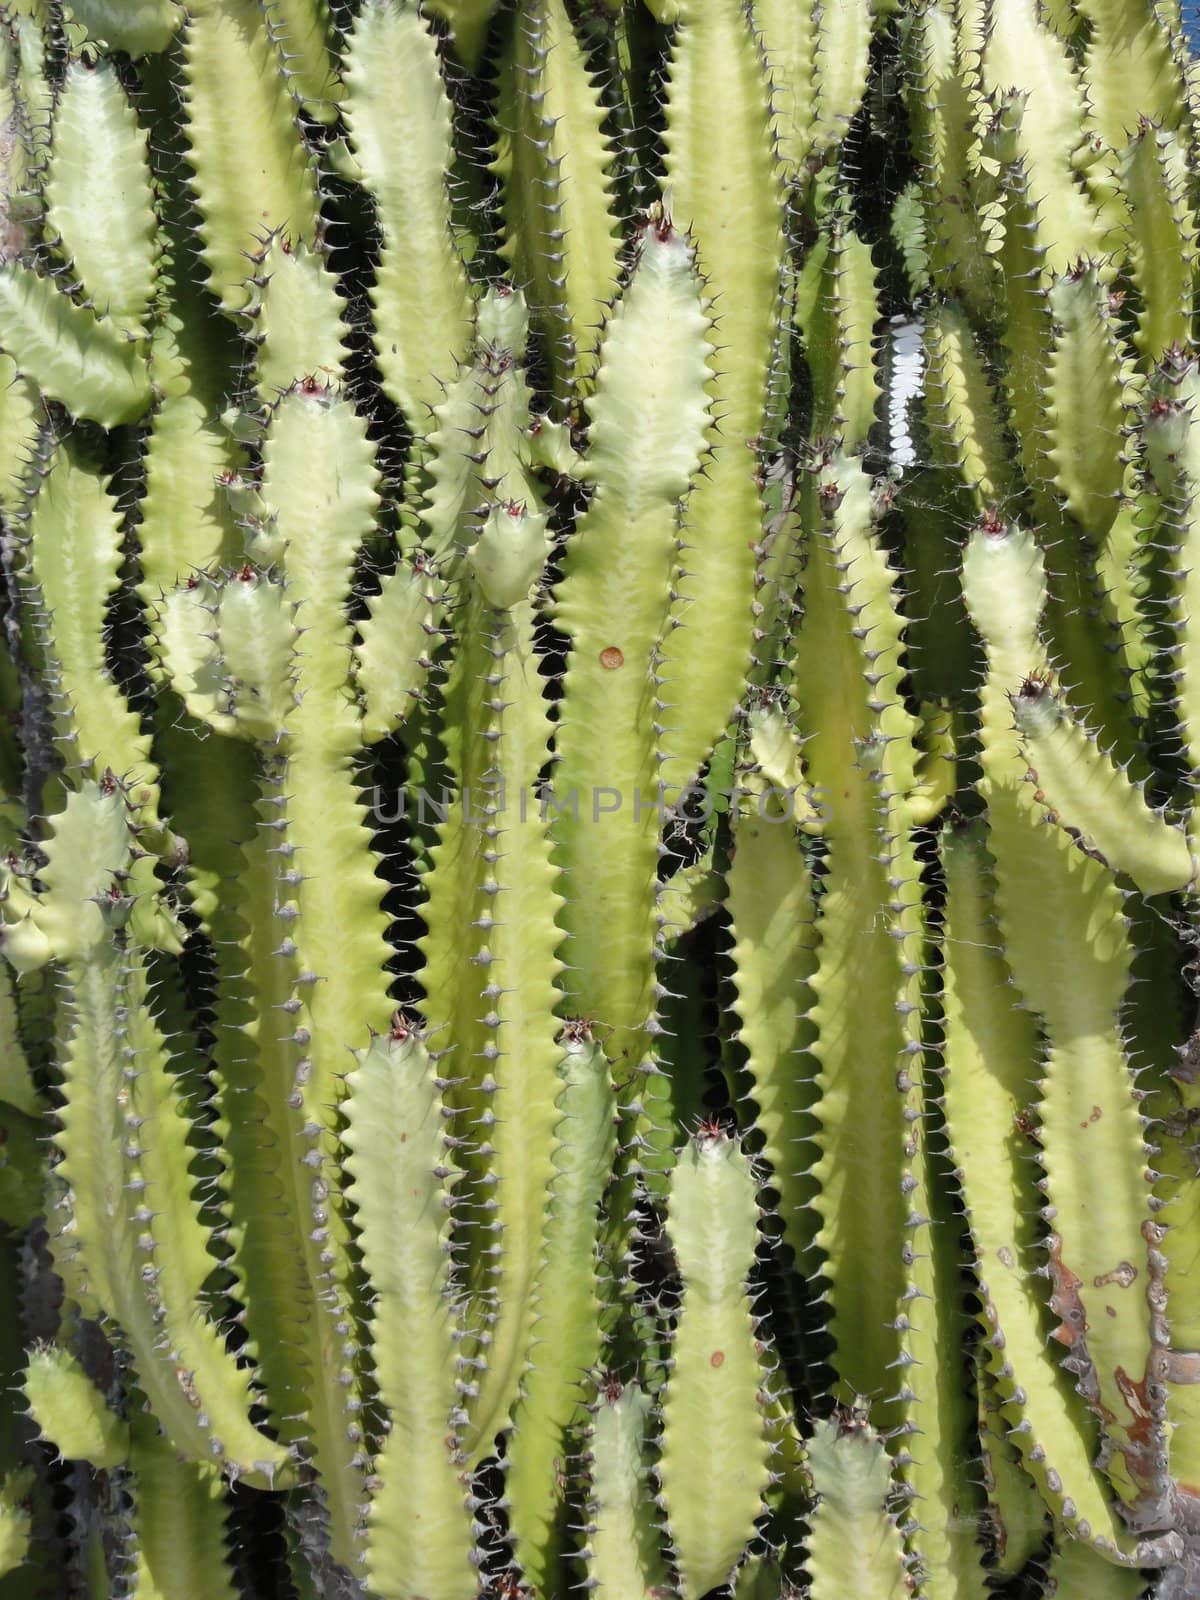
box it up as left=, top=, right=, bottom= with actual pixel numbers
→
left=1, top=0, right=1200, bottom=1596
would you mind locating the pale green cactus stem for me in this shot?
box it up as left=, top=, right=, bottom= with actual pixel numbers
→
left=505, top=1031, right=616, bottom=1593
left=1042, top=1535, right=1151, bottom=1599
left=343, top=1027, right=477, bottom=1600
left=732, top=1552, right=789, bottom=1599
left=265, top=0, right=340, bottom=124
left=250, top=234, right=348, bottom=404
left=134, top=59, right=245, bottom=614
left=1149, top=1104, right=1200, bottom=1537
left=127, top=1415, right=241, bottom=1600
left=725, top=755, right=818, bottom=1270
left=343, top=0, right=474, bottom=434
left=794, top=219, right=880, bottom=450
left=0, top=963, right=37, bottom=1117
left=0, top=24, right=138, bottom=427
left=602, top=0, right=658, bottom=212
left=1145, top=351, right=1200, bottom=864
left=209, top=811, right=369, bottom=1564
left=1042, top=265, right=1130, bottom=550
left=802, top=0, right=885, bottom=217
left=985, top=103, right=1137, bottom=754
left=0, top=1474, right=29, bottom=1581
left=147, top=246, right=394, bottom=1563
left=493, top=0, right=620, bottom=403
left=19, top=782, right=288, bottom=1486
left=902, top=0, right=996, bottom=323
left=977, top=0, right=1106, bottom=273
left=22, top=441, right=157, bottom=801
left=770, top=338, right=978, bottom=1582
left=0, top=8, right=40, bottom=261
left=1121, top=122, right=1197, bottom=363
left=582, top=1378, right=671, bottom=1599
left=355, top=556, right=444, bottom=746
left=181, top=0, right=318, bottom=315
left=446, top=507, right=564, bottom=1464
left=1123, top=909, right=1200, bottom=1561
left=920, top=298, right=1013, bottom=511
left=1011, top=681, right=1194, bottom=898
left=415, top=293, right=540, bottom=1075
left=654, top=0, right=786, bottom=808
left=940, top=821, right=1135, bottom=1556
left=411, top=286, right=540, bottom=573
left=793, top=452, right=918, bottom=1414
left=155, top=569, right=298, bottom=746
left=552, top=216, right=710, bottom=1070
left=411, top=291, right=566, bottom=1464
left=245, top=375, right=391, bottom=1558
left=0, top=266, right=151, bottom=427
left=656, top=1128, right=772, bottom=1599
left=805, top=1416, right=909, bottom=1600
left=23, top=1344, right=130, bottom=1469
left=982, top=98, right=1055, bottom=492
left=820, top=489, right=977, bottom=1589
left=975, top=1352, right=1050, bottom=1581
left=754, top=0, right=816, bottom=191
left=256, top=374, right=394, bottom=1111
left=11, top=4, right=50, bottom=97
left=897, top=1135, right=991, bottom=1599
left=0, top=356, right=39, bottom=520
left=45, top=57, right=158, bottom=336
left=32, top=1349, right=237, bottom=1592
left=21, top=439, right=183, bottom=956
left=962, top=517, right=1178, bottom=1549
left=1075, top=0, right=1186, bottom=152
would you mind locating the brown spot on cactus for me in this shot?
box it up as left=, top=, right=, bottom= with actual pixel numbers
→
left=1046, top=1235, right=1088, bottom=1350
left=599, top=646, right=624, bottom=670
left=1093, top=1261, right=1138, bottom=1289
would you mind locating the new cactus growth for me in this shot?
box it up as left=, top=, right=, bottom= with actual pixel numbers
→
left=2, top=1, right=1200, bottom=1596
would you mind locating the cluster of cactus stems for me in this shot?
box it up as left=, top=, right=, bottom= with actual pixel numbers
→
left=3, top=0, right=1200, bottom=1597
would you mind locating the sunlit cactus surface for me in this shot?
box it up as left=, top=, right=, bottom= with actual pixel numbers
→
left=1, top=1, right=1200, bottom=1597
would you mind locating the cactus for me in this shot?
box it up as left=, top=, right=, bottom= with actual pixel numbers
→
left=1, top=0, right=1200, bottom=1596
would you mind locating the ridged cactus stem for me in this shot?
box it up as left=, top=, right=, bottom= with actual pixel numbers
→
left=1, top=0, right=1199, bottom=1592
left=656, top=1127, right=772, bottom=1599
left=343, top=1026, right=476, bottom=1600
left=963, top=518, right=1178, bottom=1552
left=552, top=217, right=710, bottom=1067
left=38, top=784, right=287, bottom=1487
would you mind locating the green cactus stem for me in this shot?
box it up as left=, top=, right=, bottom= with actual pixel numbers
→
left=343, top=1026, right=477, bottom=1600
left=805, top=1415, right=909, bottom=1599
left=656, top=1127, right=773, bottom=1598
left=0, top=0, right=1197, bottom=1593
